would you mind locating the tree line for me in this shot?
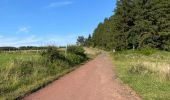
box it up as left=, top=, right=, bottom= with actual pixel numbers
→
left=80, top=0, right=170, bottom=51
left=0, top=46, right=47, bottom=51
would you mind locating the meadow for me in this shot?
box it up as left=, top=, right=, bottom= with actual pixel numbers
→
left=112, top=50, right=170, bottom=100
left=0, top=46, right=88, bottom=99
left=0, top=51, right=40, bottom=67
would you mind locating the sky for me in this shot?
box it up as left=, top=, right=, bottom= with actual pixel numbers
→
left=0, top=0, right=116, bottom=47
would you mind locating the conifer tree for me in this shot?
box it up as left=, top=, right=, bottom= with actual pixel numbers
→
left=90, top=0, right=170, bottom=51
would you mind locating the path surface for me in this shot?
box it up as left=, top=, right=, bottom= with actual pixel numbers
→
left=24, top=53, right=141, bottom=100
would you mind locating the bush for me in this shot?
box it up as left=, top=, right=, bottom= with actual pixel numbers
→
left=41, top=46, right=65, bottom=63
left=67, top=45, right=86, bottom=57
left=65, top=53, right=82, bottom=65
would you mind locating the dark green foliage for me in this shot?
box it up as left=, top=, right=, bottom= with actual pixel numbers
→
left=19, top=46, right=47, bottom=50
left=67, top=45, right=86, bottom=57
left=138, top=48, right=157, bottom=56
left=0, top=46, right=48, bottom=51
left=66, top=53, right=84, bottom=65
left=84, top=34, right=94, bottom=47
left=42, top=46, right=65, bottom=63
left=41, top=46, right=87, bottom=66
left=0, top=47, right=18, bottom=51
left=76, top=36, right=86, bottom=46
left=90, top=0, right=170, bottom=51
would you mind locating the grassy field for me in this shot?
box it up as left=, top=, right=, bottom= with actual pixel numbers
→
left=112, top=50, right=170, bottom=100
left=0, top=46, right=89, bottom=99
left=0, top=51, right=40, bottom=67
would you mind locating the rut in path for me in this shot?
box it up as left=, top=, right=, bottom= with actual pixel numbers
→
left=24, top=53, right=141, bottom=100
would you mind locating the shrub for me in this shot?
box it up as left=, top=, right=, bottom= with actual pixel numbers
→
left=67, top=45, right=86, bottom=57
left=66, top=53, right=82, bottom=65
left=41, top=46, right=65, bottom=63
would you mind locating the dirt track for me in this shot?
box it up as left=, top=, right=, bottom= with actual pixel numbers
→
left=24, top=53, right=141, bottom=100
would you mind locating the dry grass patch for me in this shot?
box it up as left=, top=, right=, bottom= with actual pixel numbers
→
left=112, top=50, right=170, bottom=100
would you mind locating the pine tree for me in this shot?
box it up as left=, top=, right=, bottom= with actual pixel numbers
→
left=90, top=0, right=170, bottom=51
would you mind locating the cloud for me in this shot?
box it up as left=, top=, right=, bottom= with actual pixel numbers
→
left=17, top=26, right=30, bottom=33
left=45, top=1, right=73, bottom=8
left=0, top=35, right=42, bottom=47
left=0, top=33, right=77, bottom=47
left=12, top=35, right=42, bottom=46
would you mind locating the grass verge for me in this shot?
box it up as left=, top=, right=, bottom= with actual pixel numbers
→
left=111, top=50, right=170, bottom=100
left=18, top=59, right=90, bottom=100
left=0, top=46, right=90, bottom=100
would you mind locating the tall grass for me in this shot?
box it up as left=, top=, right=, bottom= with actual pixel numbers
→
left=0, top=51, right=40, bottom=67
left=130, top=62, right=170, bottom=81
left=112, top=49, right=170, bottom=100
left=0, top=46, right=88, bottom=99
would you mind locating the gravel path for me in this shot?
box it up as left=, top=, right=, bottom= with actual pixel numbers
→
left=24, top=53, right=141, bottom=100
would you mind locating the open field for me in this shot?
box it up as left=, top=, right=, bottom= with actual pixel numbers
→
left=112, top=50, right=170, bottom=100
left=0, top=46, right=88, bottom=99
left=0, top=51, right=40, bottom=67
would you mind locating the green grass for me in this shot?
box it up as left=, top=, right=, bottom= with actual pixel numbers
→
left=0, top=51, right=40, bottom=67
left=112, top=50, right=170, bottom=100
left=0, top=47, right=88, bottom=100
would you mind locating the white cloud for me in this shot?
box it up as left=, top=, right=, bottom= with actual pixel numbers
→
left=0, top=34, right=77, bottom=47
left=12, top=35, right=42, bottom=46
left=0, top=35, right=42, bottom=47
left=17, top=26, right=30, bottom=33
left=45, top=1, right=73, bottom=8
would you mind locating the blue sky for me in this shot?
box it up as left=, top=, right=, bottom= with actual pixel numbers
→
left=0, top=0, right=116, bottom=47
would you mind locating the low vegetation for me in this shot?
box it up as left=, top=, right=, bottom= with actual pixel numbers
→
left=112, top=49, right=170, bottom=100
left=84, top=47, right=101, bottom=57
left=0, top=46, right=88, bottom=99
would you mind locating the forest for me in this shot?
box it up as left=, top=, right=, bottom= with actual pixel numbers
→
left=85, top=0, right=170, bottom=51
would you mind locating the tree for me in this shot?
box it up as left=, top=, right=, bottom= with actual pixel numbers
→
left=89, top=0, right=170, bottom=51
left=76, top=36, right=85, bottom=46
left=85, top=34, right=93, bottom=47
